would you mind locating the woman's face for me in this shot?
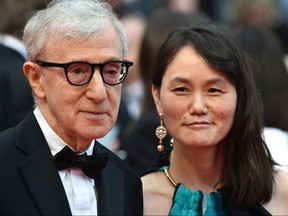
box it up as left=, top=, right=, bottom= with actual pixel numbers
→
left=152, top=46, right=237, bottom=148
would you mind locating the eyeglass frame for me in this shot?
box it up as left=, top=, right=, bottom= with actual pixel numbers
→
left=35, top=59, right=133, bottom=86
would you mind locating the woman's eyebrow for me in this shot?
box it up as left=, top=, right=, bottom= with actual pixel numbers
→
left=170, top=77, right=229, bottom=85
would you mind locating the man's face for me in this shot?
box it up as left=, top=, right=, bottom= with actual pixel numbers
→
left=27, top=26, right=123, bottom=152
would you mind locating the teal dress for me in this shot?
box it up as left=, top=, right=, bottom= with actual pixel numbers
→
left=142, top=147, right=272, bottom=216
left=170, top=184, right=226, bottom=216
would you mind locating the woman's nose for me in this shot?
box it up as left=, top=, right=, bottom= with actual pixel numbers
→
left=188, top=93, right=208, bottom=115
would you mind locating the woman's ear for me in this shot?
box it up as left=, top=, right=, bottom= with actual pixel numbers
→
left=23, top=62, right=46, bottom=98
left=151, top=84, right=163, bottom=114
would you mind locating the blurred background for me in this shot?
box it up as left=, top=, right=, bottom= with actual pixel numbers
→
left=1, top=0, right=288, bottom=173
left=102, top=0, right=288, bottom=173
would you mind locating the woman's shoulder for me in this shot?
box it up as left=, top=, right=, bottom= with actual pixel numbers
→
left=141, top=171, right=175, bottom=215
left=141, top=171, right=173, bottom=195
left=273, top=169, right=288, bottom=201
left=262, top=169, right=288, bottom=214
left=274, top=169, right=288, bottom=199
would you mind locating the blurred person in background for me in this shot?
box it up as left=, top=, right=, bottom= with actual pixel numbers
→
left=104, top=0, right=130, bottom=18
left=168, top=0, right=199, bottom=13
left=0, top=0, right=48, bottom=131
left=236, top=0, right=288, bottom=55
left=232, top=25, right=288, bottom=171
left=121, top=12, right=146, bottom=122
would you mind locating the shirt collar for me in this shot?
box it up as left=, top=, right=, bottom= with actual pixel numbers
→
left=33, top=107, right=94, bottom=156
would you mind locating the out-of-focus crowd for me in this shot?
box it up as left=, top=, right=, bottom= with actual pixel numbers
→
left=1, top=0, right=288, bottom=174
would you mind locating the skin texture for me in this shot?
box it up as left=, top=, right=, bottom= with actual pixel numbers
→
left=153, top=46, right=237, bottom=151
left=23, top=26, right=123, bottom=153
left=143, top=45, right=237, bottom=215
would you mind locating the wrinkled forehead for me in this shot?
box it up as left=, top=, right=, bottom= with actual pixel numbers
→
left=40, top=25, right=123, bottom=58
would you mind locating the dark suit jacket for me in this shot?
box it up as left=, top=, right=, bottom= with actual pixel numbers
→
left=0, top=112, right=143, bottom=215
left=0, top=44, right=34, bottom=132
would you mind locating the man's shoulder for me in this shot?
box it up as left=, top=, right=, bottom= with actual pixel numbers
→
left=0, top=112, right=43, bottom=157
left=0, top=126, right=16, bottom=147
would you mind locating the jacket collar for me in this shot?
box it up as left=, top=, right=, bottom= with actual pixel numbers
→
left=93, top=141, right=125, bottom=215
left=15, top=112, right=71, bottom=215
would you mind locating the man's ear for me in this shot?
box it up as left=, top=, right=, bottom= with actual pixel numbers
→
left=151, top=84, right=163, bottom=114
left=23, top=62, right=46, bottom=98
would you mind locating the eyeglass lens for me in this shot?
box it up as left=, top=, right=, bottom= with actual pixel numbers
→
left=67, top=61, right=127, bottom=85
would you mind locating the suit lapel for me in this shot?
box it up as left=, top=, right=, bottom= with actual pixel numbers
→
left=93, top=142, right=124, bottom=215
left=16, top=113, right=71, bottom=215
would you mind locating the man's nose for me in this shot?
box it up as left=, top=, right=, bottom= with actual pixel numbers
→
left=85, top=68, right=107, bottom=101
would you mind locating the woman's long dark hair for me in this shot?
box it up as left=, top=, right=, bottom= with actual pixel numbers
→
left=233, top=25, right=288, bottom=131
left=152, top=24, right=276, bottom=206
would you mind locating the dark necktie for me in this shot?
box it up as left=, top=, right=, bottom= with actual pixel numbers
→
left=54, top=146, right=109, bottom=179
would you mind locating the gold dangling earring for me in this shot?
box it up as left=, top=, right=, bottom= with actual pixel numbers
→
left=155, top=113, right=167, bottom=152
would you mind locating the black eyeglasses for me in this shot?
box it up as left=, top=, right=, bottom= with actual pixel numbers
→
left=35, top=60, right=133, bottom=86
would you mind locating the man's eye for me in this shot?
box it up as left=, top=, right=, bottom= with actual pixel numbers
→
left=72, top=68, right=84, bottom=74
left=68, top=64, right=89, bottom=75
left=106, top=68, right=118, bottom=76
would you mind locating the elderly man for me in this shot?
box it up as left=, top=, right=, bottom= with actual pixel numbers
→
left=0, top=0, right=143, bottom=215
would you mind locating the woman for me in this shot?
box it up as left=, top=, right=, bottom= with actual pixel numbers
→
left=121, top=8, right=211, bottom=175
left=141, top=24, right=288, bottom=215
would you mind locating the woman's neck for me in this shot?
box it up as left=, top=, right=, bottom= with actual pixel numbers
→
left=168, top=143, right=225, bottom=193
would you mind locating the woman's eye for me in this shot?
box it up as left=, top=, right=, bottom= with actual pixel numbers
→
left=174, top=87, right=188, bottom=92
left=208, top=88, right=223, bottom=93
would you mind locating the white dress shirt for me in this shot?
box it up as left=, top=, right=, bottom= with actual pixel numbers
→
left=34, top=107, right=97, bottom=215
